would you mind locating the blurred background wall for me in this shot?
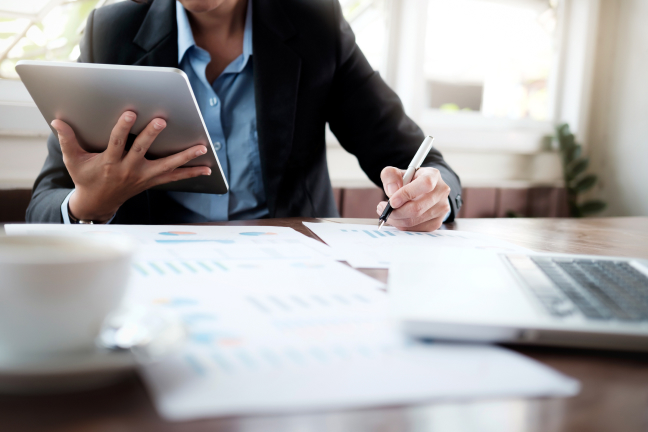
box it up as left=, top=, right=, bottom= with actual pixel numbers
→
left=586, top=0, right=648, bottom=217
left=0, top=0, right=645, bottom=220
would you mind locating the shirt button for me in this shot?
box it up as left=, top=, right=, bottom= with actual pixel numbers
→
left=213, top=141, right=222, bottom=151
left=209, top=97, right=218, bottom=106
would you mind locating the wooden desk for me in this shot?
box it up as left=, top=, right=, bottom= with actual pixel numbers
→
left=3, top=217, right=648, bottom=432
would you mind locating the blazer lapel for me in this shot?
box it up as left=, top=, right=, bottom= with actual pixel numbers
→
left=252, top=0, right=300, bottom=217
left=132, top=0, right=178, bottom=67
left=128, top=0, right=300, bottom=217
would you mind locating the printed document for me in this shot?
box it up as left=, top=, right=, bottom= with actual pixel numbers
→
left=5, top=223, right=335, bottom=261
left=5, top=224, right=577, bottom=421
left=304, top=222, right=531, bottom=268
left=127, top=258, right=577, bottom=420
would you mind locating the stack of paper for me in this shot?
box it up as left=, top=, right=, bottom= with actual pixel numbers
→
left=304, top=222, right=531, bottom=268
left=131, top=254, right=577, bottom=420
left=5, top=224, right=578, bottom=421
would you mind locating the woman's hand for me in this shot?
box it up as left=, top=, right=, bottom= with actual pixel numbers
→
left=377, top=166, right=451, bottom=232
left=51, top=111, right=211, bottom=223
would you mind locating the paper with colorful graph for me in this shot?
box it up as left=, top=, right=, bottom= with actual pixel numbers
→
left=5, top=224, right=336, bottom=262
left=303, top=222, right=532, bottom=268
left=125, top=255, right=577, bottom=421
left=4, top=223, right=577, bottom=420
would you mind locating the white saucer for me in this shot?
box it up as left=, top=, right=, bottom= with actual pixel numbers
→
left=0, top=307, right=186, bottom=394
left=0, top=348, right=137, bottom=394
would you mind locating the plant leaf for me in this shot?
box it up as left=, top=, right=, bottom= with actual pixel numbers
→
left=569, top=144, right=582, bottom=162
left=579, top=200, right=606, bottom=215
left=571, top=145, right=582, bottom=160
left=558, top=133, right=575, bottom=152
left=505, top=210, right=523, bottom=218
left=567, top=158, right=589, bottom=180
left=572, top=174, right=597, bottom=192
left=556, top=123, right=571, bottom=137
left=558, top=135, right=577, bottom=165
left=569, top=202, right=582, bottom=218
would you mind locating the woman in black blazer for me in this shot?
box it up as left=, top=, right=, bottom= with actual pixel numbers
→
left=27, top=0, right=461, bottom=230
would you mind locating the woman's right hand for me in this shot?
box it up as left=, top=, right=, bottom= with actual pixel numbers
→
left=51, top=111, right=211, bottom=223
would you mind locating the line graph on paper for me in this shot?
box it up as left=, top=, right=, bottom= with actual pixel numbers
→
left=303, top=222, right=531, bottom=268
left=339, top=228, right=469, bottom=240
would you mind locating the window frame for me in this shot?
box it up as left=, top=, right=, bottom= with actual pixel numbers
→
left=384, top=0, right=601, bottom=153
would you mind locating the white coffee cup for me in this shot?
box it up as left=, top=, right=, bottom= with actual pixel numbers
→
left=0, top=234, right=135, bottom=360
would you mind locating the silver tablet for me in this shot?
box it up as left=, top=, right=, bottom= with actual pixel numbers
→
left=16, top=60, right=228, bottom=195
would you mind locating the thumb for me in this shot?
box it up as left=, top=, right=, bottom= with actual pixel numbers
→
left=380, top=166, right=405, bottom=198
left=51, top=119, right=85, bottom=159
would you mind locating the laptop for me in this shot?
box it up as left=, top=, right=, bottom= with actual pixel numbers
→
left=389, top=248, right=648, bottom=351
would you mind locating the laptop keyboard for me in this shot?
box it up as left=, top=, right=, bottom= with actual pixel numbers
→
left=506, top=255, right=648, bottom=321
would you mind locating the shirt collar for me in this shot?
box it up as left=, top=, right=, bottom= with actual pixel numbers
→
left=176, top=0, right=253, bottom=70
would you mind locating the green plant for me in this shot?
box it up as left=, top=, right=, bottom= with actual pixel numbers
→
left=555, top=124, right=606, bottom=217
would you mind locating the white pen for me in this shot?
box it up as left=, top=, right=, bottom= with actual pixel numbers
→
left=378, top=136, right=435, bottom=230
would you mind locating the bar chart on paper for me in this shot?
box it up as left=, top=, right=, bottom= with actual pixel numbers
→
left=303, top=222, right=531, bottom=268
left=5, top=224, right=336, bottom=261
left=339, top=228, right=465, bottom=239
left=129, top=258, right=577, bottom=421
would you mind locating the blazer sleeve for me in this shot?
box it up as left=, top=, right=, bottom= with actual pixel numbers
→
left=325, top=0, right=462, bottom=221
left=25, top=10, right=96, bottom=223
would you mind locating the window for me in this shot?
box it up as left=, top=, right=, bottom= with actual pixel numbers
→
left=329, top=0, right=601, bottom=189
left=0, top=0, right=123, bottom=79
left=387, top=0, right=565, bottom=159
left=424, top=0, right=557, bottom=121
left=0, top=0, right=392, bottom=79
left=336, top=0, right=563, bottom=153
left=0, top=0, right=602, bottom=190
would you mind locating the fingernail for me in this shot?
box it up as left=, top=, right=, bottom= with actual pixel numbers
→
left=153, top=121, right=164, bottom=130
left=195, top=147, right=206, bottom=157
left=204, top=168, right=211, bottom=176
left=386, top=183, right=397, bottom=196
left=124, top=113, right=134, bottom=123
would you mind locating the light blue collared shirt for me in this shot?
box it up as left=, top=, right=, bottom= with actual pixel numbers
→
left=168, top=0, right=267, bottom=221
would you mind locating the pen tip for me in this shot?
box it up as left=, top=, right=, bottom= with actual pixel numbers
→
left=378, top=220, right=384, bottom=230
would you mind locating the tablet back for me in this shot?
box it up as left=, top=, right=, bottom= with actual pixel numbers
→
left=16, top=61, right=228, bottom=195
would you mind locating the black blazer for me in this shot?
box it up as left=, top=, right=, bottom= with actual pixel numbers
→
left=26, top=0, right=462, bottom=224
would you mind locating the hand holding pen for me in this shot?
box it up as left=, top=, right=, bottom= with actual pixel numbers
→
left=377, top=136, right=451, bottom=232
